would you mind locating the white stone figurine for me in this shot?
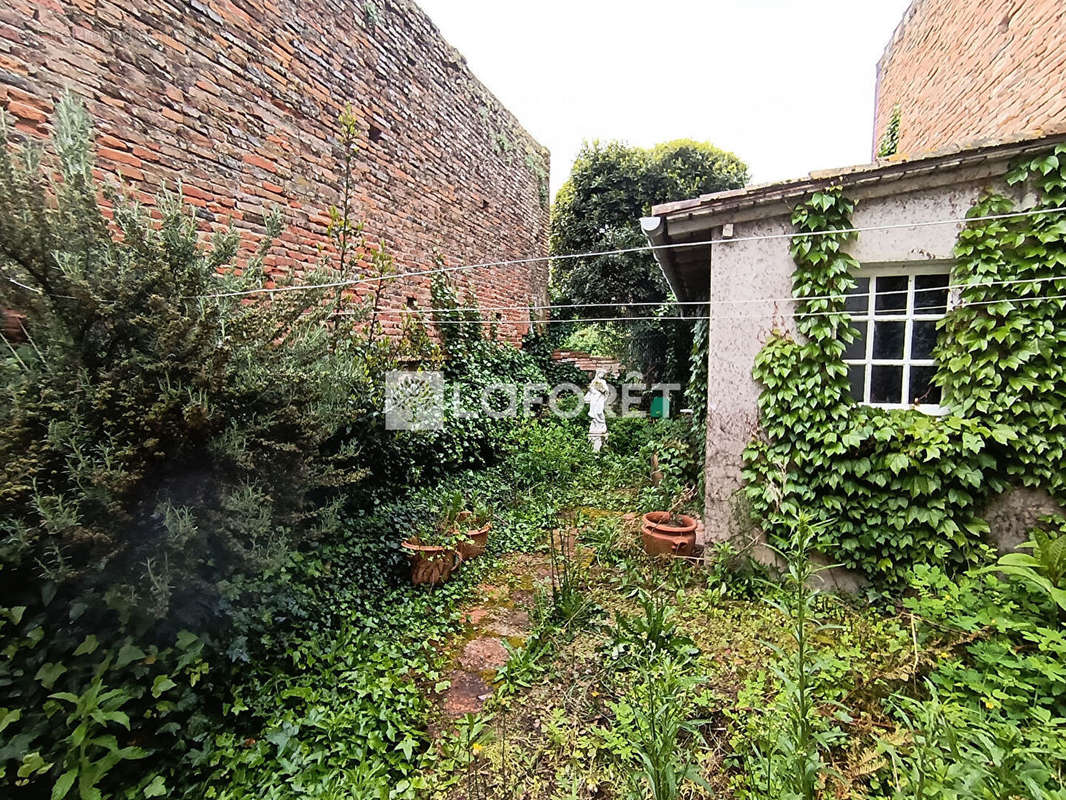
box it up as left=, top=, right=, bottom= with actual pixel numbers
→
left=584, top=370, right=610, bottom=453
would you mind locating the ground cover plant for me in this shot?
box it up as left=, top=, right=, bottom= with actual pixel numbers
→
left=2, top=98, right=1065, bottom=800
left=0, top=98, right=598, bottom=799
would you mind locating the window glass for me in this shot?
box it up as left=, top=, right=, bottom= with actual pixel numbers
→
left=870, top=365, right=903, bottom=404
left=873, top=321, right=906, bottom=359
left=875, top=275, right=907, bottom=312
left=847, top=364, right=866, bottom=400
left=911, top=320, right=939, bottom=360
left=914, top=274, right=949, bottom=314
left=843, top=269, right=950, bottom=411
left=845, top=277, right=870, bottom=314
left=909, top=366, right=941, bottom=405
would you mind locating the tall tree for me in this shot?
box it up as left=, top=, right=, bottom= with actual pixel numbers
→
left=550, top=140, right=748, bottom=384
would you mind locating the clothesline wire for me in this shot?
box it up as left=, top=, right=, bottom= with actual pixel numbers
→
left=426, top=292, right=1066, bottom=324
left=189, top=204, right=1066, bottom=300
left=6, top=205, right=1066, bottom=304
left=331, top=273, right=1066, bottom=316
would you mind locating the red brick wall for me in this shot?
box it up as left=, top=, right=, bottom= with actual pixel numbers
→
left=873, top=0, right=1066, bottom=158
left=551, top=350, right=624, bottom=377
left=0, top=0, right=549, bottom=343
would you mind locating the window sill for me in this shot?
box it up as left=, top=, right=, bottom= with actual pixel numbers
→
left=862, top=402, right=949, bottom=416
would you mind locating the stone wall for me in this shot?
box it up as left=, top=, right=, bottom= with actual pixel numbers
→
left=873, top=0, right=1066, bottom=158
left=0, top=0, right=549, bottom=343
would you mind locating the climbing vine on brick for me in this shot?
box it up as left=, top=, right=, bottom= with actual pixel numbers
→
left=741, top=154, right=1066, bottom=584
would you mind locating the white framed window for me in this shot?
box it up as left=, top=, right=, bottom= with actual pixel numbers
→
left=843, top=266, right=952, bottom=414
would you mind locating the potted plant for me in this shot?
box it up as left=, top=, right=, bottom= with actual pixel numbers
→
left=456, top=497, right=492, bottom=561
left=401, top=536, right=460, bottom=585
left=402, top=493, right=465, bottom=585
left=641, top=492, right=697, bottom=558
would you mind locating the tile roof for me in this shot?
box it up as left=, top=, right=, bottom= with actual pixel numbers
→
left=651, top=125, right=1066, bottom=219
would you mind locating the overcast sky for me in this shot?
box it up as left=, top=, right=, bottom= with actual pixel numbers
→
left=416, top=0, right=915, bottom=197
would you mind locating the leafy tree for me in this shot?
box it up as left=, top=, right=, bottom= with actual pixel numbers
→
left=549, top=139, right=747, bottom=383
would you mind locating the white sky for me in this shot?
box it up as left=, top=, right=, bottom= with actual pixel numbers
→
left=416, top=0, right=915, bottom=197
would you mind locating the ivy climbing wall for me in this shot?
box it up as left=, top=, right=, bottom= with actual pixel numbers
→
left=0, top=0, right=550, bottom=343
left=683, top=138, right=1066, bottom=587
left=741, top=149, right=1066, bottom=585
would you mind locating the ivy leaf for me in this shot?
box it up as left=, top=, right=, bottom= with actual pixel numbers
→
left=151, top=676, right=177, bottom=698
left=35, top=662, right=67, bottom=689
left=115, top=643, right=147, bottom=669
left=0, top=708, right=21, bottom=734
left=886, top=453, right=910, bottom=475
left=143, top=776, right=166, bottom=798
left=1034, top=154, right=1060, bottom=175
left=73, top=635, right=99, bottom=657
left=990, top=425, right=1017, bottom=445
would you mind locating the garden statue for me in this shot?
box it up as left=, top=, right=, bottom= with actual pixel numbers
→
left=584, top=369, right=609, bottom=453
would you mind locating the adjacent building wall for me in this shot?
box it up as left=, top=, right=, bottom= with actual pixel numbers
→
left=0, top=0, right=549, bottom=342
left=702, top=167, right=1018, bottom=541
left=873, top=0, right=1066, bottom=158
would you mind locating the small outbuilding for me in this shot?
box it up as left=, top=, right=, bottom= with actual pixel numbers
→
left=641, top=130, right=1066, bottom=559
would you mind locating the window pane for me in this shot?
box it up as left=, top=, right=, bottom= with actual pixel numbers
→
left=843, top=323, right=867, bottom=360
left=845, top=277, right=870, bottom=314
left=847, top=364, right=866, bottom=402
left=873, top=320, right=905, bottom=359
left=911, top=320, right=939, bottom=360
left=909, top=366, right=942, bottom=405
left=875, top=275, right=908, bottom=313
left=915, top=274, right=949, bottom=314
left=870, top=365, right=903, bottom=404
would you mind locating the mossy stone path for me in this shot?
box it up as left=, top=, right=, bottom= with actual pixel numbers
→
left=439, top=553, right=554, bottom=717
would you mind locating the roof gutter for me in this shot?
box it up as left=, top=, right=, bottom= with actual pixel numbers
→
left=640, top=215, right=695, bottom=315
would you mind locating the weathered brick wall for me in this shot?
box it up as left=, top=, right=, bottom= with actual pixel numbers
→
left=873, top=0, right=1066, bottom=158
left=551, top=350, right=624, bottom=377
left=0, top=0, right=549, bottom=343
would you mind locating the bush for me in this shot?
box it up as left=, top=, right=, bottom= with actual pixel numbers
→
left=0, top=96, right=553, bottom=799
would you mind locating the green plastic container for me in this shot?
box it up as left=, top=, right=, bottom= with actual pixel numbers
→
left=650, top=395, right=670, bottom=419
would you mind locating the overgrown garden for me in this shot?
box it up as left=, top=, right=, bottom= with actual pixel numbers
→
left=1, top=99, right=1064, bottom=800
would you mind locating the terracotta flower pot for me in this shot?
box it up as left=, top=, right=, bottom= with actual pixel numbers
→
left=641, top=526, right=696, bottom=558
left=457, top=522, right=491, bottom=560
left=402, top=541, right=459, bottom=585
left=640, top=512, right=697, bottom=558
left=641, top=512, right=698, bottom=537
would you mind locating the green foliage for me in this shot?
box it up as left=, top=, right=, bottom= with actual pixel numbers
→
left=990, top=514, right=1066, bottom=611
left=0, top=96, right=399, bottom=625
left=938, top=157, right=1066, bottom=495
left=743, top=520, right=845, bottom=800
left=550, top=139, right=747, bottom=382
left=876, top=105, right=901, bottom=159
left=743, top=164, right=1066, bottom=584
left=504, top=420, right=592, bottom=490
left=619, top=656, right=711, bottom=800
left=0, top=598, right=207, bottom=800
left=604, top=588, right=697, bottom=672
left=866, top=564, right=1066, bottom=799
left=636, top=418, right=704, bottom=513
left=559, top=323, right=624, bottom=358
